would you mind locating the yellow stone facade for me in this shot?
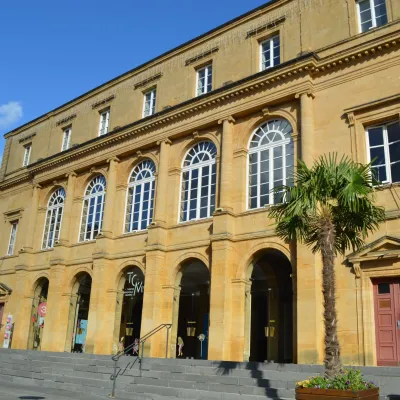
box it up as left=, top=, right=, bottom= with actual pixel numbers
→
left=0, top=0, right=400, bottom=366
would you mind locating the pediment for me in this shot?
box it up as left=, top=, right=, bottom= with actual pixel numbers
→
left=0, top=283, right=12, bottom=297
left=347, top=235, right=400, bottom=263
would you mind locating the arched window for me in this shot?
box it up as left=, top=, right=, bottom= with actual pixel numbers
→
left=42, top=188, right=66, bottom=249
left=248, top=119, right=294, bottom=209
left=79, top=175, right=106, bottom=242
left=180, top=141, right=217, bottom=222
left=125, top=160, right=156, bottom=232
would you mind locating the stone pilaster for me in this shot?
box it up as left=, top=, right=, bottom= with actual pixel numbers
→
left=154, top=138, right=171, bottom=226
left=58, top=172, right=77, bottom=245
left=24, top=183, right=41, bottom=252
left=218, top=116, right=235, bottom=211
left=296, top=91, right=315, bottom=167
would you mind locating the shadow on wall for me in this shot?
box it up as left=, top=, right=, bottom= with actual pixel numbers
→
left=388, top=396, right=400, bottom=399
left=19, top=397, right=46, bottom=399
left=215, top=361, right=286, bottom=400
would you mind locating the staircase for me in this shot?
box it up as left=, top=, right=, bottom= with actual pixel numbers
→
left=0, top=349, right=399, bottom=399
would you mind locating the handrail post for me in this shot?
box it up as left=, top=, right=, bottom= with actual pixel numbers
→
left=110, top=358, right=118, bottom=398
left=165, top=325, right=170, bottom=359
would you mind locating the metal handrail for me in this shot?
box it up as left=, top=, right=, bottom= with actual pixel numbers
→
left=110, top=323, right=172, bottom=398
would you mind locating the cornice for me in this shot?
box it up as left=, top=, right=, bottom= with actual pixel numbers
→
left=1, top=33, right=399, bottom=190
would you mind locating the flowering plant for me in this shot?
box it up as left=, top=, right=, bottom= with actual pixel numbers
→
left=297, top=369, right=377, bottom=391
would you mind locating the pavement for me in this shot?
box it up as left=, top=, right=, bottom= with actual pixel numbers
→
left=0, top=382, right=108, bottom=400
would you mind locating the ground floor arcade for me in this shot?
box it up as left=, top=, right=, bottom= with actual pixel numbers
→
left=1, top=235, right=399, bottom=366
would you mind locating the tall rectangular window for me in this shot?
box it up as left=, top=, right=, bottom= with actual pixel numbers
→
left=23, top=145, right=31, bottom=167
left=99, top=109, right=110, bottom=136
left=260, top=35, right=280, bottom=71
left=367, top=121, right=400, bottom=184
left=7, top=222, right=18, bottom=256
left=357, top=0, right=388, bottom=33
left=196, top=65, right=212, bottom=96
left=143, top=89, right=156, bottom=117
left=61, top=127, right=71, bottom=151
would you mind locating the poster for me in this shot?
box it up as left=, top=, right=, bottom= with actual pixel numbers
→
left=3, top=314, right=13, bottom=349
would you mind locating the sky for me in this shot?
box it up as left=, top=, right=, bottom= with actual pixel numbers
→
left=0, top=0, right=268, bottom=162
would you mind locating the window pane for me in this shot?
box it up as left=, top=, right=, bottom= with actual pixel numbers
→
left=372, top=166, right=387, bottom=182
left=370, top=147, right=385, bottom=165
left=389, top=141, right=400, bottom=164
left=387, top=122, right=400, bottom=144
left=391, top=162, right=400, bottom=184
left=378, top=283, right=390, bottom=294
left=368, top=127, right=384, bottom=146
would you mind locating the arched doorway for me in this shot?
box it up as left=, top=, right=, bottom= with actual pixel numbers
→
left=175, top=259, right=210, bottom=360
left=28, top=277, right=49, bottom=350
left=65, top=273, right=92, bottom=353
left=247, top=249, right=293, bottom=363
left=114, top=267, right=144, bottom=355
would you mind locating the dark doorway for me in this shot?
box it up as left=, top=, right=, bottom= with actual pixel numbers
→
left=71, top=273, right=92, bottom=352
left=250, top=249, right=293, bottom=363
left=29, top=278, right=49, bottom=351
left=119, top=267, right=144, bottom=355
left=177, top=260, right=210, bottom=360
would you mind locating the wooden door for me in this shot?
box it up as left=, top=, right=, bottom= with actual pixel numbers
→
left=373, top=279, right=400, bottom=366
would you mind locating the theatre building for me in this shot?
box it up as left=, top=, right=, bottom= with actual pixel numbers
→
left=1, top=0, right=400, bottom=367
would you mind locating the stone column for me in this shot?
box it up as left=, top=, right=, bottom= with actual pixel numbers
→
left=59, top=172, right=77, bottom=245
left=209, top=240, right=235, bottom=361
left=296, top=91, right=315, bottom=167
left=154, top=138, right=171, bottom=225
left=40, top=265, right=69, bottom=352
left=24, top=183, right=41, bottom=251
left=218, top=116, right=235, bottom=211
left=101, top=157, right=120, bottom=238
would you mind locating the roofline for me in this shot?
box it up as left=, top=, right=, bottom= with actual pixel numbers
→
left=26, top=52, right=316, bottom=169
left=4, top=0, right=284, bottom=138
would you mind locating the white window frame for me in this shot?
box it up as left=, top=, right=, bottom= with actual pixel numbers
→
left=41, top=188, right=66, bottom=249
left=61, top=127, right=71, bottom=151
left=7, top=222, right=18, bottom=256
left=143, top=89, right=157, bottom=118
left=98, top=109, right=110, bottom=136
left=78, top=176, right=106, bottom=242
left=179, top=141, right=217, bottom=223
left=124, top=160, right=156, bottom=233
left=260, top=35, right=280, bottom=71
left=23, top=145, right=31, bottom=167
left=365, top=121, right=400, bottom=184
left=196, top=64, right=213, bottom=96
left=247, top=119, right=294, bottom=210
left=356, top=0, right=388, bottom=33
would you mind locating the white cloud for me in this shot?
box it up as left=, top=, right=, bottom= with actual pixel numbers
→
left=0, top=101, right=23, bottom=131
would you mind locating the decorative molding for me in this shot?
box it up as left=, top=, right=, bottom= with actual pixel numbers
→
left=91, top=95, right=115, bottom=109
left=156, top=138, right=172, bottom=146
left=246, top=16, right=286, bottom=38
left=185, top=47, right=219, bottom=66
left=134, top=73, right=163, bottom=90
left=107, top=156, right=120, bottom=164
left=217, top=115, right=236, bottom=125
left=261, top=107, right=270, bottom=117
left=18, top=133, right=36, bottom=143
left=56, top=114, right=76, bottom=127
left=343, top=94, right=400, bottom=115
left=295, top=90, right=315, bottom=99
left=3, top=208, right=24, bottom=223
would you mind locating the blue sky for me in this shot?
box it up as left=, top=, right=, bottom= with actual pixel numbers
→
left=0, top=0, right=268, bottom=161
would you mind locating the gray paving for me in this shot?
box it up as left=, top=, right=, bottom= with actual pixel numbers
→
left=0, top=381, right=106, bottom=400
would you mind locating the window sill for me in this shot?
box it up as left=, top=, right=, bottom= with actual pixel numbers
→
left=0, top=254, right=19, bottom=260
left=240, top=206, right=272, bottom=216
left=171, top=217, right=213, bottom=229
left=71, top=240, right=96, bottom=247
left=118, top=230, right=148, bottom=239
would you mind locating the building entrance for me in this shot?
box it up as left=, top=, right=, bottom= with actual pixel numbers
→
left=249, top=250, right=293, bottom=363
left=28, top=278, right=49, bottom=351
left=65, top=273, right=92, bottom=353
left=117, top=267, right=144, bottom=355
left=176, top=259, right=210, bottom=360
left=373, top=279, right=400, bottom=366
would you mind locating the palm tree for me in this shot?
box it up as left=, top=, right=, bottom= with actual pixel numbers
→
left=269, top=154, right=385, bottom=378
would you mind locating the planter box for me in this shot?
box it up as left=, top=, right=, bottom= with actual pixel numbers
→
left=296, top=387, right=379, bottom=400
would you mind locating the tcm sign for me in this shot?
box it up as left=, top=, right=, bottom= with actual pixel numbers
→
left=125, top=273, right=144, bottom=298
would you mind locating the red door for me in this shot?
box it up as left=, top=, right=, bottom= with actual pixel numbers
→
left=373, top=279, right=400, bottom=366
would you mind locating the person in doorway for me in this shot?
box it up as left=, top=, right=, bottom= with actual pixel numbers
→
left=133, top=338, right=139, bottom=356
left=177, top=336, right=184, bottom=357
left=118, top=337, right=125, bottom=354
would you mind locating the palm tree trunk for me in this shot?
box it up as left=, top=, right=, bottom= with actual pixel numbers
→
left=320, top=214, right=342, bottom=378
